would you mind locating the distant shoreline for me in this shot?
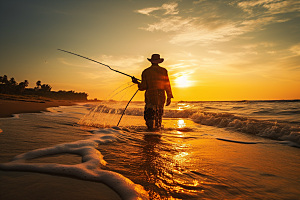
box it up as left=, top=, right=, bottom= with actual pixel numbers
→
left=175, top=99, right=300, bottom=103
left=0, top=99, right=81, bottom=118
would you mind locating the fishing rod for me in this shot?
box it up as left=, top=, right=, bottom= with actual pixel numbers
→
left=57, top=49, right=140, bottom=81
left=57, top=48, right=140, bottom=127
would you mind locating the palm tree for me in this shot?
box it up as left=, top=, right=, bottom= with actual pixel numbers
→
left=36, top=80, right=41, bottom=90
left=40, top=84, right=52, bottom=92
left=2, top=75, right=8, bottom=84
left=0, top=75, right=9, bottom=93
left=9, top=77, right=17, bottom=86
left=17, top=80, right=29, bottom=93
left=24, top=80, right=29, bottom=87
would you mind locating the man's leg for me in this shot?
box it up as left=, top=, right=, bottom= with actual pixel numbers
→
left=154, top=106, right=164, bottom=129
left=144, top=107, right=155, bottom=130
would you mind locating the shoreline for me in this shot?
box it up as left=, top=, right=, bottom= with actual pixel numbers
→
left=0, top=99, right=82, bottom=118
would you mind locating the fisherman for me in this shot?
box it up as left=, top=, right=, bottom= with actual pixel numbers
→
left=132, top=54, right=173, bottom=130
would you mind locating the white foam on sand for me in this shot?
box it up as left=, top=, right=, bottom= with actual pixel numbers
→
left=0, top=127, right=149, bottom=200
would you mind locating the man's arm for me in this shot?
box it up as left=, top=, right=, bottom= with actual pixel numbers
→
left=132, top=72, right=147, bottom=91
left=164, top=71, right=173, bottom=106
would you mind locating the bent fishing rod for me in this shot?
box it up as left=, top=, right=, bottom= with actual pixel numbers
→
left=57, top=49, right=140, bottom=81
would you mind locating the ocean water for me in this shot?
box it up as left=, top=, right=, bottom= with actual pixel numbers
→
left=0, top=100, right=300, bottom=199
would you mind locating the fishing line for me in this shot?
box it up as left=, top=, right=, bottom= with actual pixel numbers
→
left=85, top=82, right=134, bottom=117
left=109, top=83, right=136, bottom=101
left=93, top=83, right=135, bottom=117
left=106, top=82, right=134, bottom=100
left=117, top=89, right=139, bottom=126
left=104, top=83, right=137, bottom=126
left=45, top=49, right=57, bottom=63
left=78, top=83, right=138, bottom=127
left=82, top=82, right=134, bottom=115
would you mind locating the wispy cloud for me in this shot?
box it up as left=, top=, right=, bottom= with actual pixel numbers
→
left=237, top=0, right=279, bottom=13
left=290, top=43, right=300, bottom=55
left=237, top=0, right=300, bottom=14
left=208, top=50, right=222, bottom=54
left=162, top=2, right=179, bottom=15
left=242, top=42, right=276, bottom=49
left=135, top=2, right=179, bottom=16
left=193, top=0, right=207, bottom=4
left=137, top=1, right=298, bottom=46
left=140, top=16, right=194, bottom=32
left=135, top=7, right=161, bottom=16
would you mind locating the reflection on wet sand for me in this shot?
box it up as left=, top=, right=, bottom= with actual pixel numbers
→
left=139, top=119, right=201, bottom=199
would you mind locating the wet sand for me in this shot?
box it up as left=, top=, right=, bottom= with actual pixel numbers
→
left=0, top=99, right=77, bottom=118
left=0, top=171, right=121, bottom=200
left=0, top=100, right=123, bottom=200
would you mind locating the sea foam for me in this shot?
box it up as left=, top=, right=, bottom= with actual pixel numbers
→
left=0, top=127, right=149, bottom=200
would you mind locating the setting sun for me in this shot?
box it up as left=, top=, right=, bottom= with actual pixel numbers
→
left=174, top=75, right=192, bottom=88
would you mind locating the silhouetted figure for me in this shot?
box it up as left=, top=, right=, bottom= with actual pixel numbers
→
left=132, top=54, right=173, bottom=130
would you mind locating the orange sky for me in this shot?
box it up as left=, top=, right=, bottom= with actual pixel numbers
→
left=1, top=0, right=300, bottom=101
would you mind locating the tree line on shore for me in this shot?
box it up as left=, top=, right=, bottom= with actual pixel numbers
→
left=0, top=75, right=88, bottom=100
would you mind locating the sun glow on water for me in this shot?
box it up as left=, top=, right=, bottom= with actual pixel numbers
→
left=177, top=119, right=186, bottom=128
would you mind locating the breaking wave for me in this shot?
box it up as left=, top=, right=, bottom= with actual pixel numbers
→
left=85, top=105, right=300, bottom=145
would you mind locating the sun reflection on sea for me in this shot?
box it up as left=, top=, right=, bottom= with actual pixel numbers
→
left=177, top=119, right=186, bottom=128
left=176, top=103, right=192, bottom=111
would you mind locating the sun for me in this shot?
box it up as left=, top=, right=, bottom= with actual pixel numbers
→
left=174, top=75, right=192, bottom=88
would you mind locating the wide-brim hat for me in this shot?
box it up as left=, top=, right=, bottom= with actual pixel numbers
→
left=147, top=54, right=164, bottom=63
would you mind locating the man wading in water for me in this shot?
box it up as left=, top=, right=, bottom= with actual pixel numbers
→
left=132, top=54, right=173, bottom=130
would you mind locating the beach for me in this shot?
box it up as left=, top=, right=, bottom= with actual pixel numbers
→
left=0, top=100, right=300, bottom=199
left=0, top=99, right=76, bottom=118
left=0, top=99, right=124, bottom=200
left=0, top=171, right=121, bottom=200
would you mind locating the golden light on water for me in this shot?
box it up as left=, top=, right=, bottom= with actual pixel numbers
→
left=176, top=103, right=192, bottom=111
left=177, top=119, right=186, bottom=128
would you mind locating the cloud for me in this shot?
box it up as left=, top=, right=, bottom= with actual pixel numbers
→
left=290, top=43, right=300, bottom=55
left=140, top=16, right=194, bottom=32
left=193, top=0, right=207, bottom=4
left=140, top=12, right=287, bottom=46
left=208, top=50, right=222, bottom=54
left=237, top=0, right=279, bottom=12
left=135, top=7, right=161, bottom=16
left=135, top=2, right=179, bottom=16
left=162, top=2, right=179, bottom=15
left=137, top=1, right=298, bottom=46
left=242, top=42, right=276, bottom=49
left=168, top=21, right=248, bottom=45
left=237, top=0, right=300, bottom=14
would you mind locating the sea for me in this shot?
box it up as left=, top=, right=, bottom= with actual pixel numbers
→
left=0, top=98, right=300, bottom=199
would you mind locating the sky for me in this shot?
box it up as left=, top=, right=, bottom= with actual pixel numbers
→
left=1, top=0, right=299, bottom=101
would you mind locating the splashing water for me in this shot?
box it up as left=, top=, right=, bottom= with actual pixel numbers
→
left=78, top=82, right=138, bottom=128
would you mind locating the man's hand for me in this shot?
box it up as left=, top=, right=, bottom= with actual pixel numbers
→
left=132, top=77, right=140, bottom=84
left=166, top=97, right=171, bottom=106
